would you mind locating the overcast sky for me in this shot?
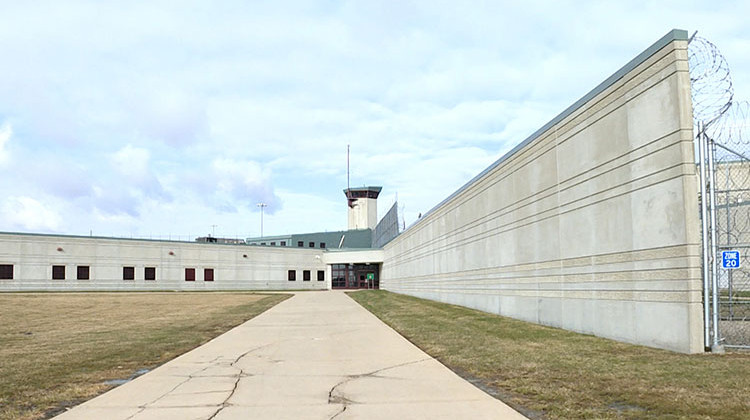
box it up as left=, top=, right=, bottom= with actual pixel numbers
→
left=1, top=1, right=748, bottom=240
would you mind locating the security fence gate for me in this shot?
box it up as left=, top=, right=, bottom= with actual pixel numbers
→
left=698, top=128, right=750, bottom=350
left=690, top=34, right=750, bottom=351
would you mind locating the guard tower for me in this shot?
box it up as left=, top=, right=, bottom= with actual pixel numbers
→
left=344, top=186, right=382, bottom=230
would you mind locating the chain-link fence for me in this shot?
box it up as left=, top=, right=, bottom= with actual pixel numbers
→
left=691, top=34, right=750, bottom=350
left=713, top=148, right=750, bottom=348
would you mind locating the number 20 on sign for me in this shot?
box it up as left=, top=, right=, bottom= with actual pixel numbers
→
left=722, top=251, right=741, bottom=269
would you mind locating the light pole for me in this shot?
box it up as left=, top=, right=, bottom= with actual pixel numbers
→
left=256, top=202, right=267, bottom=238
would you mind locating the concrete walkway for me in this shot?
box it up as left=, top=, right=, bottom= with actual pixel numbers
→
left=55, top=291, right=526, bottom=419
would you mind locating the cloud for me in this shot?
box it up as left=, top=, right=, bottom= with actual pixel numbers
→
left=0, top=2, right=749, bottom=238
left=110, top=145, right=170, bottom=200
left=0, top=122, right=10, bottom=165
left=203, top=158, right=281, bottom=214
left=127, top=86, right=208, bottom=147
left=1, top=196, right=62, bottom=232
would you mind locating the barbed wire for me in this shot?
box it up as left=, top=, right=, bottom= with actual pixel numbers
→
left=689, top=35, right=734, bottom=129
left=707, top=100, right=750, bottom=146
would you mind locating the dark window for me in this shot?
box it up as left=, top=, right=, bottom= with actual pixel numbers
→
left=317, top=270, right=324, bottom=281
left=185, top=268, right=195, bottom=281
left=288, top=270, right=296, bottom=281
left=123, top=266, right=135, bottom=281
left=308, top=242, right=314, bottom=248
left=260, top=242, right=266, bottom=246
left=77, top=266, right=89, bottom=280
left=320, top=242, right=326, bottom=248
left=52, top=265, right=65, bottom=280
left=204, top=268, right=214, bottom=282
left=145, top=267, right=156, bottom=281
left=270, top=242, right=276, bottom=246
left=0, top=264, right=13, bottom=280
left=297, top=241, right=304, bottom=247
left=303, top=270, right=311, bottom=281
left=280, top=241, right=286, bottom=246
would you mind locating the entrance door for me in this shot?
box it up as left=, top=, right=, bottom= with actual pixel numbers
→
left=331, top=263, right=379, bottom=289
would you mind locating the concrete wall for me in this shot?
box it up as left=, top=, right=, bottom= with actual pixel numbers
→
left=372, top=202, right=400, bottom=248
left=0, top=233, right=328, bottom=291
left=381, top=30, right=704, bottom=353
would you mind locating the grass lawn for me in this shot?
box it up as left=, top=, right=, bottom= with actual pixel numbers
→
left=349, top=290, right=750, bottom=420
left=0, top=292, right=290, bottom=420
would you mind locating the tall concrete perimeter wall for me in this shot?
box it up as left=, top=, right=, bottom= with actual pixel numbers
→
left=381, top=30, right=704, bottom=353
left=0, top=233, right=328, bottom=291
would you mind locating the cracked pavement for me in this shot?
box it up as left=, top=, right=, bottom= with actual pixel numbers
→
left=53, top=291, right=526, bottom=419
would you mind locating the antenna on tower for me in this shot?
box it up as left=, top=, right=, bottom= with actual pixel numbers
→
left=346, top=145, right=355, bottom=208
left=347, top=144, right=350, bottom=193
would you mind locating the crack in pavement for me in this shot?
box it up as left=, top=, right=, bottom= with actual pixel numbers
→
left=329, top=404, right=347, bottom=419
left=205, top=343, right=273, bottom=419
left=326, top=357, right=432, bottom=419
left=124, top=344, right=272, bottom=420
left=123, top=357, right=228, bottom=419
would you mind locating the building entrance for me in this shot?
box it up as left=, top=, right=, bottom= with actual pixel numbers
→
left=331, top=263, right=379, bottom=289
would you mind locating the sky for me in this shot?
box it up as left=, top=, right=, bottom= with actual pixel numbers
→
left=1, top=1, right=749, bottom=240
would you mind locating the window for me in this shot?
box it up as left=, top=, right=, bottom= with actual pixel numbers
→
left=145, top=267, right=156, bottom=281
left=297, top=241, right=304, bottom=247
left=0, top=264, right=13, bottom=280
left=52, top=265, right=65, bottom=280
left=77, top=266, right=90, bottom=280
left=270, top=242, right=276, bottom=246
left=320, top=242, right=326, bottom=249
left=331, top=264, right=352, bottom=288
left=123, top=266, right=135, bottom=281
left=260, top=242, right=266, bottom=246
left=317, top=270, right=324, bottom=281
left=308, top=242, right=314, bottom=248
left=303, top=270, right=311, bottom=281
left=204, top=268, right=214, bottom=282
left=280, top=241, right=286, bottom=246
left=185, top=268, right=195, bottom=281
left=288, top=270, right=296, bottom=281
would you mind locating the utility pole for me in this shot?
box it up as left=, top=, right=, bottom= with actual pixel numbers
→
left=210, top=224, right=217, bottom=238
left=256, top=203, right=267, bottom=238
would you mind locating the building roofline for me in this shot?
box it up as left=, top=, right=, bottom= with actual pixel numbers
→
left=0, top=230, right=247, bottom=246
left=343, top=186, right=382, bottom=193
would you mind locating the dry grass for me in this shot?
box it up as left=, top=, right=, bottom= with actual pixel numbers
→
left=0, top=292, right=290, bottom=420
left=349, top=290, right=750, bottom=420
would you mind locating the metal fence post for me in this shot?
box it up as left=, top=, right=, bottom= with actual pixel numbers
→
left=698, top=121, right=711, bottom=349
left=707, top=134, right=725, bottom=352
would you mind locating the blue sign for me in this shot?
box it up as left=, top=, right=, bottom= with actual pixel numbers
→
left=722, top=251, right=741, bottom=269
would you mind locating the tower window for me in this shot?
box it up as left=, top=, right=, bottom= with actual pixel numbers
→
left=123, top=266, right=135, bottom=280
left=288, top=270, right=296, bottom=281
